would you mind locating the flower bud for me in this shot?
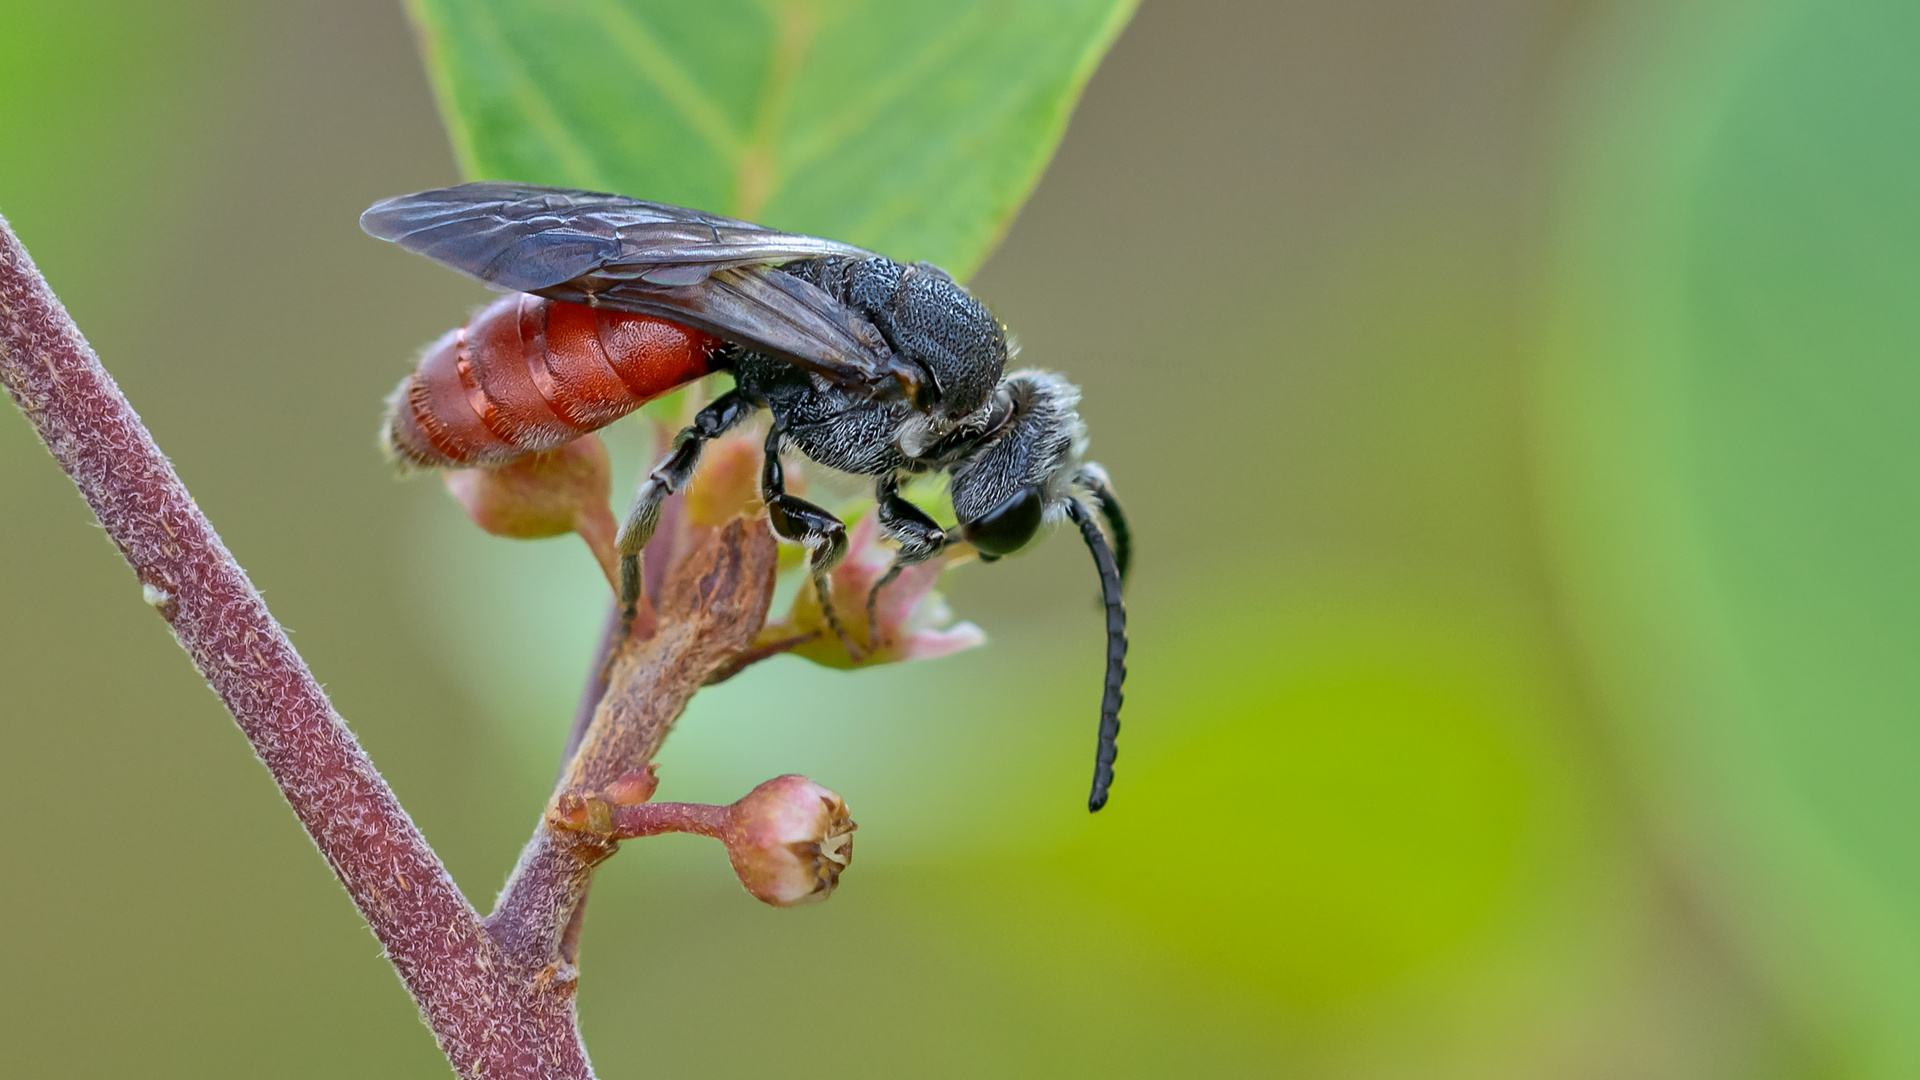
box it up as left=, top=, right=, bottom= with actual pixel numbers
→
left=720, top=775, right=857, bottom=907
left=572, top=773, right=857, bottom=906
left=759, top=513, right=984, bottom=669
left=443, top=435, right=620, bottom=587
left=601, top=765, right=659, bottom=807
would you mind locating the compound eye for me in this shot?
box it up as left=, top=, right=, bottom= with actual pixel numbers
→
left=961, top=485, right=1044, bottom=557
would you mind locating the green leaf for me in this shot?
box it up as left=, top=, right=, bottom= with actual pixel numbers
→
left=403, top=0, right=1137, bottom=280
left=1538, top=0, right=1920, bottom=1068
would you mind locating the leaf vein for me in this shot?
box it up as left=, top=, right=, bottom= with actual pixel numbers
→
left=466, top=1, right=610, bottom=188
left=782, top=0, right=1001, bottom=181
left=733, top=0, right=819, bottom=219
left=584, top=0, right=744, bottom=162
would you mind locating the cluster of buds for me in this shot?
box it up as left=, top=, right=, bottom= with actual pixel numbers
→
left=444, top=421, right=987, bottom=674
left=448, top=422, right=980, bottom=906
left=553, top=772, right=856, bottom=907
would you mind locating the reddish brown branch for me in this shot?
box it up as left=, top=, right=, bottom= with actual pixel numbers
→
left=487, top=517, right=778, bottom=972
left=557, top=429, right=695, bottom=780
left=0, top=215, right=592, bottom=1080
left=601, top=801, right=733, bottom=839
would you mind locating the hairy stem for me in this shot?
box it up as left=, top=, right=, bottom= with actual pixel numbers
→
left=605, top=801, right=732, bottom=840
left=557, top=453, right=690, bottom=780
left=489, top=516, right=778, bottom=972
left=0, top=214, right=592, bottom=1079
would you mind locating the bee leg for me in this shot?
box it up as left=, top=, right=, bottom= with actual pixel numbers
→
left=866, top=474, right=948, bottom=649
left=761, top=426, right=860, bottom=658
left=616, top=390, right=756, bottom=624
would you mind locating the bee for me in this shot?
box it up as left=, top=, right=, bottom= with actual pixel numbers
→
left=363, top=183, right=1130, bottom=810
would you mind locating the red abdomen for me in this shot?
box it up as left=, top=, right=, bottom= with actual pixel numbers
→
left=383, top=293, right=722, bottom=468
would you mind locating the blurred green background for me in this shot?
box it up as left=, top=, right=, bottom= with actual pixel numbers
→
left=3, top=0, right=1917, bottom=1076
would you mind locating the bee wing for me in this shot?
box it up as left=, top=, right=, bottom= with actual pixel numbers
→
left=362, top=182, right=915, bottom=399
left=361, top=181, right=873, bottom=291
left=541, top=266, right=910, bottom=395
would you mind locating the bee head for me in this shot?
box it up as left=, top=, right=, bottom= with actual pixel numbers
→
left=947, top=372, right=1086, bottom=558
left=945, top=371, right=1130, bottom=812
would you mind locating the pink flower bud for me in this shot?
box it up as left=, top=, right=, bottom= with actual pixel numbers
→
left=721, top=775, right=857, bottom=907
left=576, top=774, right=858, bottom=907
left=601, top=766, right=659, bottom=807
left=442, top=435, right=619, bottom=587
left=759, top=513, right=984, bottom=669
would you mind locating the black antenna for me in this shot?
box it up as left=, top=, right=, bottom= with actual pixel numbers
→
left=1079, top=464, right=1131, bottom=584
left=1067, top=499, right=1127, bottom=811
